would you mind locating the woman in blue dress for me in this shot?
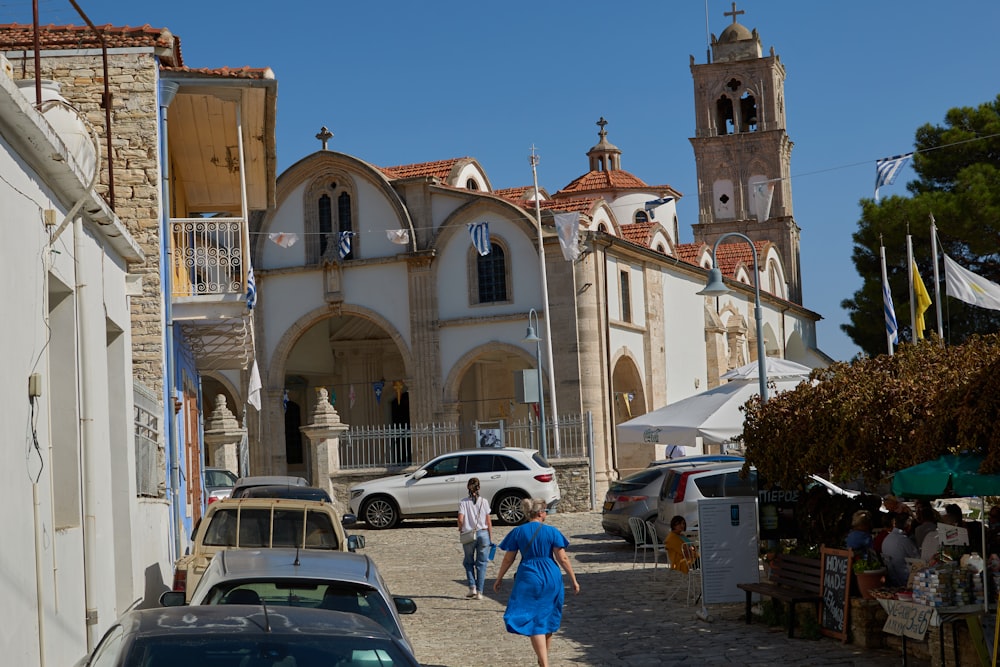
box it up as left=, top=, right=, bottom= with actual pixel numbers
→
left=493, top=498, right=580, bottom=667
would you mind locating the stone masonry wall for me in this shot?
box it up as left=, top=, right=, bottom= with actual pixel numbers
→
left=10, top=53, right=165, bottom=401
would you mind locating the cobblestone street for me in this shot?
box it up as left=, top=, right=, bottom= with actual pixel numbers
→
left=355, top=510, right=905, bottom=667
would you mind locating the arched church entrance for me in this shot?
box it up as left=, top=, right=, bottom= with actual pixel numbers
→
left=281, top=313, right=408, bottom=476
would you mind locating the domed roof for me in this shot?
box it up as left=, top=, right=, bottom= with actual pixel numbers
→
left=719, top=21, right=752, bottom=43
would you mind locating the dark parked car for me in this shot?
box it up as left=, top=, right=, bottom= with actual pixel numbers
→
left=232, top=484, right=333, bottom=503
left=74, top=605, right=419, bottom=666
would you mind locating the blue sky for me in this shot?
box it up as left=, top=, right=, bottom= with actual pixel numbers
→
left=20, top=0, right=1000, bottom=361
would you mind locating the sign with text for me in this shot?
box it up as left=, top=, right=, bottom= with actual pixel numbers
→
left=697, top=497, right=759, bottom=604
left=819, top=546, right=852, bottom=641
left=882, top=600, right=933, bottom=640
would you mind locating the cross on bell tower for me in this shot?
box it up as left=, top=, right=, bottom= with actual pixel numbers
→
left=315, top=126, right=333, bottom=151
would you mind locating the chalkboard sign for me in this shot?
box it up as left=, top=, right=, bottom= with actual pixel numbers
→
left=819, top=546, right=852, bottom=641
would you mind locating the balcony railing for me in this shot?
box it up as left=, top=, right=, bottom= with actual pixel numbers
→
left=169, top=217, right=247, bottom=298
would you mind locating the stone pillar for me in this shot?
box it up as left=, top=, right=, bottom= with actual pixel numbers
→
left=203, top=394, right=242, bottom=474
left=300, top=388, right=349, bottom=503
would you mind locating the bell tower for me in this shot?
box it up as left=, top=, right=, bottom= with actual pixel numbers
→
left=689, top=3, right=802, bottom=303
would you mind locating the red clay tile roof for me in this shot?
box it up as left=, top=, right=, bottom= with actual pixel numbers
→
left=554, top=169, right=650, bottom=195
left=715, top=240, right=769, bottom=276
left=493, top=186, right=534, bottom=200
left=619, top=222, right=658, bottom=246
left=0, top=23, right=183, bottom=66
left=539, top=198, right=599, bottom=214
left=379, top=158, right=470, bottom=181
left=674, top=243, right=707, bottom=266
left=161, top=65, right=274, bottom=80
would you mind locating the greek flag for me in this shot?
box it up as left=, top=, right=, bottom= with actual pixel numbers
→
left=338, top=231, right=353, bottom=259
left=874, top=153, right=912, bottom=201
left=643, top=196, right=674, bottom=218
left=883, top=279, right=899, bottom=345
left=469, top=221, right=491, bottom=256
left=246, top=261, right=257, bottom=310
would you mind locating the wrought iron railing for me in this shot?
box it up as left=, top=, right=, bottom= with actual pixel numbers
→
left=339, top=413, right=590, bottom=470
left=169, top=217, right=247, bottom=297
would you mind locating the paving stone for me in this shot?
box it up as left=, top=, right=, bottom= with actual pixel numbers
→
left=355, top=511, right=917, bottom=666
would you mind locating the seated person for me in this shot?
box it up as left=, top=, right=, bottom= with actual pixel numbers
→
left=664, top=515, right=696, bottom=573
left=912, top=505, right=938, bottom=550
left=943, top=503, right=982, bottom=555
left=882, top=512, right=919, bottom=588
left=846, top=510, right=873, bottom=552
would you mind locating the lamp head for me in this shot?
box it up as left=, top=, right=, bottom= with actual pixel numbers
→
left=697, top=268, right=730, bottom=296
left=523, top=326, right=541, bottom=343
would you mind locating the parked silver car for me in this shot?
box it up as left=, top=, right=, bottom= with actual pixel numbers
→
left=162, top=548, right=417, bottom=656
left=349, top=447, right=559, bottom=529
left=203, top=467, right=238, bottom=504
left=601, top=455, right=744, bottom=542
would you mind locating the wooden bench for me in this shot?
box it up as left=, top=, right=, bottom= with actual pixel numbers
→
left=736, top=554, right=822, bottom=638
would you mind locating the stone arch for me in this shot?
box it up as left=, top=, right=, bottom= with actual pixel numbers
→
left=441, top=341, right=537, bottom=405
left=609, top=347, right=646, bottom=420
left=431, top=196, right=538, bottom=251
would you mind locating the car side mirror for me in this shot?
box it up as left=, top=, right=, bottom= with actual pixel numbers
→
left=341, top=513, right=358, bottom=527
left=159, top=591, right=187, bottom=607
left=348, top=534, right=366, bottom=552
left=412, top=469, right=427, bottom=481
left=393, top=596, right=417, bottom=614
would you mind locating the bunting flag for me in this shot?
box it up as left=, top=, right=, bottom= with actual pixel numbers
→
left=751, top=180, right=775, bottom=223
left=874, top=153, right=912, bottom=201
left=245, top=261, right=258, bottom=310
left=268, top=232, right=299, bottom=248
left=386, top=229, right=410, bottom=245
left=338, top=231, right=354, bottom=259
left=247, top=361, right=261, bottom=410
left=469, top=221, right=491, bottom=256
left=643, top=196, right=674, bottom=218
left=912, top=261, right=932, bottom=340
left=880, top=244, right=898, bottom=350
left=349, top=384, right=356, bottom=409
left=373, top=380, right=385, bottom=404
left=282, top=389, right=289, bottom=413
left=553, top=212, right=580, bottom=261
left=393, top=380, right=405, bottom=403
left=328, top=388, right=336, bottom=406
left=943, top=253, right=1000, bottom=311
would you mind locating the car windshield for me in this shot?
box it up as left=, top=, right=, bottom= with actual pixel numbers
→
left=130, top=636, right=411, bottom=666
left=202, top=509, right=339, bottom=550
left=203, top=581, right=399, bottom=637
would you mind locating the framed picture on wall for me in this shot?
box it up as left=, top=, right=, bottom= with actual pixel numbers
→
left=476, top=421, right=504, bottom=448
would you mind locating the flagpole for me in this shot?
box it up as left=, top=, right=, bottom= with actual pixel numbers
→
left=929, top=214, right=944, bottom=341
left=880, top=242, right=895, bottom=356
left=906, top=233, right=916, bottom=342
left=530, top=146, right=560, bottom=458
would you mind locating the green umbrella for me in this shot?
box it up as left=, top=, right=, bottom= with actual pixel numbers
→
left=891, top=453, right=1000, bottom=499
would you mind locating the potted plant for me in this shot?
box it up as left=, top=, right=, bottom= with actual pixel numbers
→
left=852, top=552, right=886, bottom=599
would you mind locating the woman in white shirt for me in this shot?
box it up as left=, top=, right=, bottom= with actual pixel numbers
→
left=458, top=477, right=493, bottom=599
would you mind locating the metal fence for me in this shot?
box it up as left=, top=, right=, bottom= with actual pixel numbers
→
left=339, top=413, right=590, bottom=470
left=133, top=383, right=160, bottom=497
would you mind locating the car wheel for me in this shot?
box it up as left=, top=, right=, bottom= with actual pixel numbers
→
left=361, top=496, right=399, bottom=529
left=494, top=492, right=527, bottom=525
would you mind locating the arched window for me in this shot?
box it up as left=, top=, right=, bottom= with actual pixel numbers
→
left=305, top=173, right=357, bottom=263
left=466, top=178, right=479, bottom=190
left=470, top=239, right=510, bottom=304
left=634, top=210, right=649, bottom=224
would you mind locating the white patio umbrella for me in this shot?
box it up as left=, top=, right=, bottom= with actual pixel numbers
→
left=616, top=360, right=814, bottom=447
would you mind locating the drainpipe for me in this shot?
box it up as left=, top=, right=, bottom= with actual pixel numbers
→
left=158, top=79, right=180, bottom=560
left=74, top=215, right=102, bottom=649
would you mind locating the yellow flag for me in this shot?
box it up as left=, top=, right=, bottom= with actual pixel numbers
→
left=912, top=261, right=932, bottom=339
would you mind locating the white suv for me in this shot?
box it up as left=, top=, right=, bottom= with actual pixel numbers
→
left=653, top=462, right=757, bottom=540
left=349, top=448, right=560, bottom=529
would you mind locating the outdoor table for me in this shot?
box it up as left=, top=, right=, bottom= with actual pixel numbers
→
left=877, top=599, right=987, bottom=666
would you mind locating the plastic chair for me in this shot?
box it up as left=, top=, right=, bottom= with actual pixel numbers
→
left=682, top=542, right=702, bottom=605
left=628, top=517, right=665, bottom=572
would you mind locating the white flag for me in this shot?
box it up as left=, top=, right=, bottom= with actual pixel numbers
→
left=553, top=212, right=580, bottom=261
left=752, top=180, right=775, bottom=223
left=247, top=361, right=262, bottom=410
left=386, top=229, right=410, bottom=245
left=268, top=232, right=299, bottom=248
left=943, top=253, right=1000, bottom=311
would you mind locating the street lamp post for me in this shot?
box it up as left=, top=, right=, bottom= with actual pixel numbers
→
left=524, top=308, right=547, bottom=458
left=697, top=232, right=769, bottom=403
